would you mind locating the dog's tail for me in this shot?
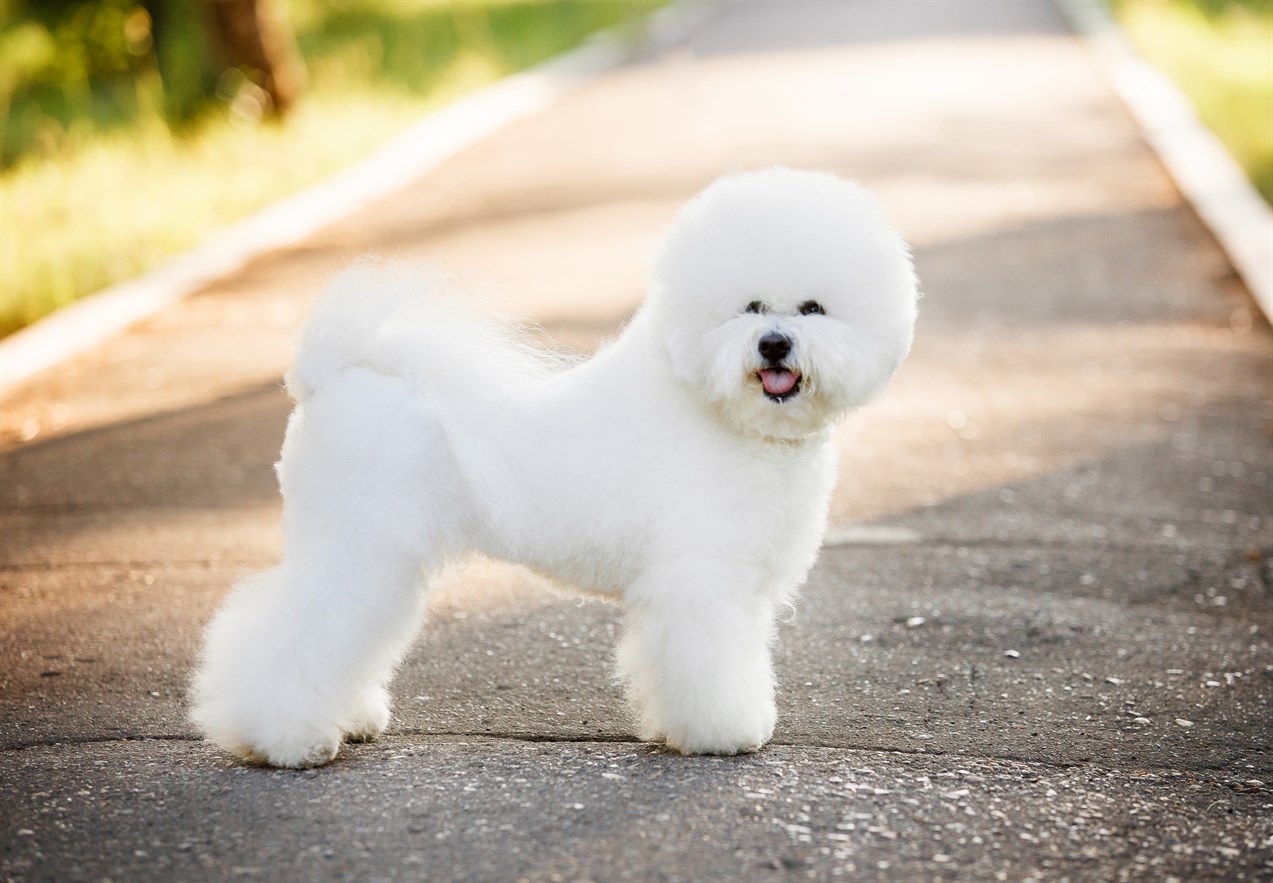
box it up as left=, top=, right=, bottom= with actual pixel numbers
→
left=285, top=262, right=422, bottom=401
left=286, top=262, right=569, bottom=402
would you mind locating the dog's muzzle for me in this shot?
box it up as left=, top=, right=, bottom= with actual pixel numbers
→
left=756, top=332, right=801, bottom=402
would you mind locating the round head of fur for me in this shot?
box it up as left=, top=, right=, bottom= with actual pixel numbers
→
left=645, top=167, right=920, bottom=441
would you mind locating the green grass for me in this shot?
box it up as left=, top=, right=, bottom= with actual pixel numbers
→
left=1110, top=0, right=1273, bottom=205
left=0, top=1, right=658, bottom=337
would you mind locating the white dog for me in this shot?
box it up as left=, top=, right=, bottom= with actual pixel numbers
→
left=191, top=167, right=919, bottom=768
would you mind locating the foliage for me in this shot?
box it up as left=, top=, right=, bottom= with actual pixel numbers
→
left=0, top=1, right=659, bottom=336
left=1110, top=0, right=1273, bottom=205
left=0, top=0, right=190, bottom=165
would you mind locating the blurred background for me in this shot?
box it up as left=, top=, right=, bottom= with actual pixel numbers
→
left=0, top=0, right=659, bottom=336
left=0, top=0, right=1267, bottom=339
left=1110, top=0, right=1270, bottom=202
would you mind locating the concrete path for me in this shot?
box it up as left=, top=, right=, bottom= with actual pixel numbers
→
left=2, top=0, right=1270, bottom=879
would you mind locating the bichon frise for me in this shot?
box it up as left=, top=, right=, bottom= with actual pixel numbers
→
left=191, top=167, right=919, bottom=768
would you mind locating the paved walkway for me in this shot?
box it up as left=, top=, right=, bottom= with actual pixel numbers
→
left=2, top=1, right=1270, bottom=879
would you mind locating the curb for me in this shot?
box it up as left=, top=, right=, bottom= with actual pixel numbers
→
left=1053, top=0, right=1273, bottom=323
left=0, top=1, right=722, bottom=397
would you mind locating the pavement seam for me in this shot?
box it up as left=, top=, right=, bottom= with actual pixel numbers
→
left=5, top=731, right=1262, bottom=783
left=1, top=733, right=197, bottom=751
left=396, top=731, right=1091, bottom=771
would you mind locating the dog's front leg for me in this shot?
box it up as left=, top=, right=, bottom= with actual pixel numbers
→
left=617, top=564, right=778, bottom=755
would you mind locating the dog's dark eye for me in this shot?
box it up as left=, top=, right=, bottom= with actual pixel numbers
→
left=798, top=300, right=825, bottom=316
left=744, top=301, right=767, bottom=314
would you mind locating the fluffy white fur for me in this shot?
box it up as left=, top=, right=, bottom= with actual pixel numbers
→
left=190, top=168, right=919, bottom=768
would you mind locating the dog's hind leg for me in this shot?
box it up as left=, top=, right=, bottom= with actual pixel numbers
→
left=617, top=562, right=778, bottom=756
left=191, top=367, right=460, bottom=768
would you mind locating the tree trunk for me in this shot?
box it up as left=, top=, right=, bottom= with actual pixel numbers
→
left=204, top=0, right=305, bottom=117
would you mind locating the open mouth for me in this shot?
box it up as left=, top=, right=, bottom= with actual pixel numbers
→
left=758, top=367, right=801, bottom=402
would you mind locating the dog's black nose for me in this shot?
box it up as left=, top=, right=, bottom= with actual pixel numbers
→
left=758, top=332, right=792, bottom=363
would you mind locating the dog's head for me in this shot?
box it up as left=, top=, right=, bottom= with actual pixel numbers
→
left=646, top=168, right=919, bottom=441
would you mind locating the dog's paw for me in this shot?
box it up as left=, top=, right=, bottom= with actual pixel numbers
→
left=641, top=692, right=777, bottom=756
left=342, top=696, right=390, bottom=744
left=263, top=738, right=341, bottom=769
left=217, top=729, right=342, bottom=769
left=194, top=694, right=343, bottom=768
left=666, top=734, right=766, bottom=756
left=661, top=709, right=776, bottom=756
left=343, top=726, right=382, bottom=745
left=192, top=687, right=345, bottom=768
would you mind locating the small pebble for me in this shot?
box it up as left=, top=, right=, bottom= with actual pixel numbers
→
left=1004, top=650, right=1020, bottom=659
left=1175, top=718, right=1194, bottom=728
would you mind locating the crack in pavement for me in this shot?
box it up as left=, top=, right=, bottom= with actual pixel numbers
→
left=5, top=729, right=1264, bottom=784
left=1, top=733, right=198, bottom=751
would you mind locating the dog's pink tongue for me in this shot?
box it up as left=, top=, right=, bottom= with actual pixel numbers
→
left=760, top=368, right=798, bottom=396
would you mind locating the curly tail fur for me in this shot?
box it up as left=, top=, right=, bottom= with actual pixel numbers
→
left=286, top=262, right=572, bottom=403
